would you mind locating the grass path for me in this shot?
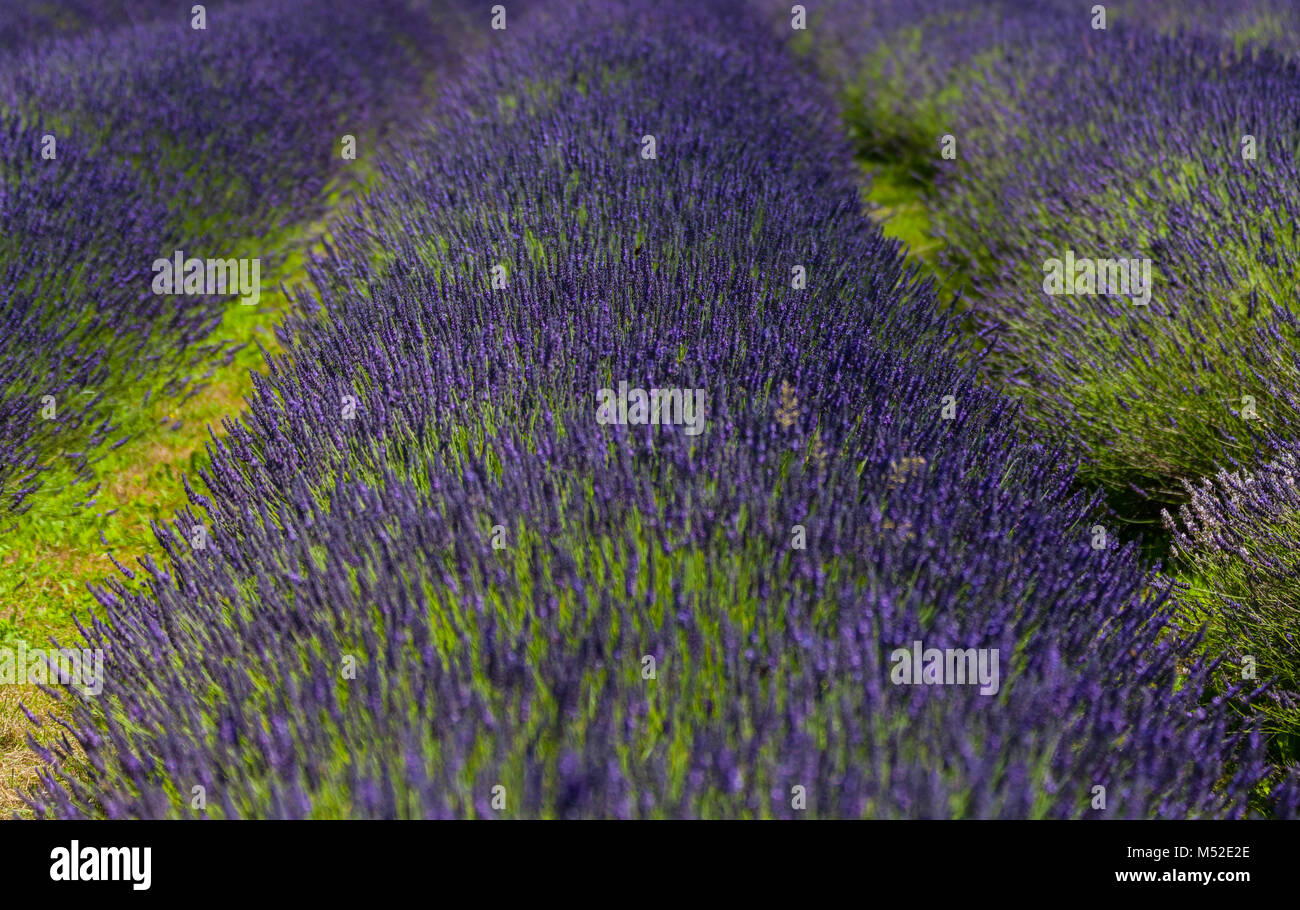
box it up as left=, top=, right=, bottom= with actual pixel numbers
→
left=861, top=158, right=939, bottom=263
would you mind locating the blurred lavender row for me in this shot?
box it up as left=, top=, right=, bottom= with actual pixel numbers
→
left=0, top=0, right=184, bottom=53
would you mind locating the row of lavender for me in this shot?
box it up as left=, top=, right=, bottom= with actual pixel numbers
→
left=789, top=0, right=1300, bottom=761
left=0, top=0, right=470, bottom=515
left=24, top=0, right=1294, bottom=817
left=0, top=1, right=183, bottom=53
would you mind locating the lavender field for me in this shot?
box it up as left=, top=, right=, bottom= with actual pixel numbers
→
left=1, top=0, right=1298, bottom=821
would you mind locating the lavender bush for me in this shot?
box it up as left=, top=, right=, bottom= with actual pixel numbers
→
left=791, top=1, right=1300, bottom=511
left=929, top=24, right=1300, bottom=508
left=0, top=111, right=176, bottom=512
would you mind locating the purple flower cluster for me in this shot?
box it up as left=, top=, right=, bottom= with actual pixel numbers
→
left=24, top=0, right=1293, bottom=818
left=0, top=0, right=475, bottom=514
